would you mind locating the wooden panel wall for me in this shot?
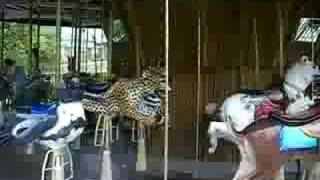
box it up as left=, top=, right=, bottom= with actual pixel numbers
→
left=122, top=1, right=311, bottom=162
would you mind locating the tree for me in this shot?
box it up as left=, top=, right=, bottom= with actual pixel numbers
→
left=1, top=23, right=57, bottom=72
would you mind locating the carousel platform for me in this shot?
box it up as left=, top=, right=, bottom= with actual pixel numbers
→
left=0, top=144, right=305, bottom=180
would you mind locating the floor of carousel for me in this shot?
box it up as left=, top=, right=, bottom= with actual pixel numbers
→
left=0, top=144, right=305, bottom=180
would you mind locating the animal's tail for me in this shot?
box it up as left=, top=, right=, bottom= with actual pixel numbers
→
left=81, top=92, right=113, bottom=114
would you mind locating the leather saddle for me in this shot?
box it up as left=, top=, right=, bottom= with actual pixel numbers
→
left=239, top=89, right=271, bottom=96
left=271, top=103, right=320, bottom=126
left=86, top=82, right=111, bottom=94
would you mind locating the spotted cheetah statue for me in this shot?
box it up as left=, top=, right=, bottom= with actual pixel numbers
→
left=82, top=66, right=171, bottom=126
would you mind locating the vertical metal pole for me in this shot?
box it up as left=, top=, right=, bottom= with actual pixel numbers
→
left=28, top=0, right=33, bottom=74
left=1, top=10, right=4, bottom=66
left=253, top=18, right=260, bottom=89
left=107, top=3, right=113, bottom=79
left=277, top=2, right=284, bottom=78
left=100, top=24, right=104, bottom=74
left=56, top=0, right=62, bottom=82
left=312, top=18, right=315, bottom=62
left=73, top=18, right=78, bottom=61
left=36, top=7, right=40, bottom=69
left=164, top=0, right=169, bottom=179
left=77, top=24, right=82, bottom=72
left=71, top=18, right=74, bottom=58
left=85, top=27, right=88, bottom=70
left=94, top=28, right=97, bottom=75
left=195, top=5, right=201, bottom=164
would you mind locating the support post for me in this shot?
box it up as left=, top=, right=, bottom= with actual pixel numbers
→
left=85, top=28, right=88, bottom=70
left=136, top=121, right=147, bottom=171
left=164, top=0, right=170, bottom=179
left=41, top=146, right=74, bottom=180
left=55, top=0, right=62, bottom=82
left=28, top=0, right=33, bottom=75
left=36, top=6, right=40, bottom=70
left=99, top=115, right=113, bottom=180
left=1, top=9, right=4, bottom=66
left=253, top=18, right=260, bottom=88
left=107, top=3, right=113, bottom=79
left=277, top=2, right=284, bottom=78
left=73, top=18, right=78, bottom=63
left=135, top=26, right=141, bottom=76
left=77, top=24, right=82, bottom=72
left=195, top=4, right=201, bottom=164
left=94, top=28, right=97, bottom=75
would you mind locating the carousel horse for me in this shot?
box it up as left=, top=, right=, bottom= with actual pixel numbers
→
left=11, top=101, right=87, bottom=150
left=207, top=55, right=320, bottom=179
left=221, top=53, right=318, bottom=133
left=81, top=66, right=171, bottom=127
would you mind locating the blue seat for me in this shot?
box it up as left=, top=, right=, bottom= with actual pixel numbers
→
left=31, top=102, right=57, bottom=115
left=280, top=126, right=318, bottom=152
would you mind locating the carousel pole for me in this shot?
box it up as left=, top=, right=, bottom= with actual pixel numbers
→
left=73, top=18, right=78, bottom=65
left=277, top=2, right=284, bottom=78
left=85, top=26, right=88, bottom=71
left=164, top=0, right=169, bottom=179
left=97, top=114, right=113, bottom=180
left=77, top=21, right=82, bottom=72
left=94, top=27, right=97, bottom=75
left=55, top=0, right=62, bottom=82
left=71, top=17, right=74, bottom=60
left=253, top=18, right=260, bottom=88
left=25, top=0, right=35, bottom=155
left=132, top=0, right=146, bottom=171
left=28, top=0, right=33, bottom=74
left=1, top=7, right=4, bottom=66
left=194, top=1, right=202, bottom=177
left=97, top=1, right=113, bottom=180
left=36, top=0, right=40, bottom=70
left=274, top=2, right=285, bottom=180
left=107, top=2, right=113, bottom=79
left=100, top=20, right=104, bottom=74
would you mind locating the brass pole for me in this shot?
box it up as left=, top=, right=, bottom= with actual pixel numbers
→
left=28, top=0, right=33, bottom=74
left=164, top=0, right=169, bottom=179
left=56, top=0, right=62, bottom=82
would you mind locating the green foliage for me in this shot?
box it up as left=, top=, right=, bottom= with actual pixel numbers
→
left=1, top=23, right=56, bottom=71
left=112, top=19, right=128, bottom=43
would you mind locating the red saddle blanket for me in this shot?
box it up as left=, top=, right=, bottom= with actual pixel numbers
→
left=255, top=98, right=286, bottom=120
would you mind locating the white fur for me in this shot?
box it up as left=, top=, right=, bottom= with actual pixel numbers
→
left=219, top=61, right=319, bottom=132
left=220, top=94, right=256, bottom=132
left=39, top=102, right=86, bottom=149
left=208, top=121, right=258, bottom=180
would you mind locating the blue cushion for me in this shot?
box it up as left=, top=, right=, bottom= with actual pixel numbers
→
left=31, top=102, right=57, bottom=115
left=280, top=126, right=318, bottom=151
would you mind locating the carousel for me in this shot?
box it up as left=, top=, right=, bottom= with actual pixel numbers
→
left=0, top=0, right=320, bottom=180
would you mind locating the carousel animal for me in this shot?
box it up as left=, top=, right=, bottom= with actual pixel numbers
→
left=207, top=54, right=320, bottom=179
left=11, top=101, right=87, bottom=150
left=221, top=53, right=318, bottom=133
left=81, top=66, right=171, bottom=127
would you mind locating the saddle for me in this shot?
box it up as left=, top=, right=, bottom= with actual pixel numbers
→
left=86, top=82, right=111, bottom=94
left=271, top=102, right=320, bottom=126
left=31, top=102, right=57, bottom=115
